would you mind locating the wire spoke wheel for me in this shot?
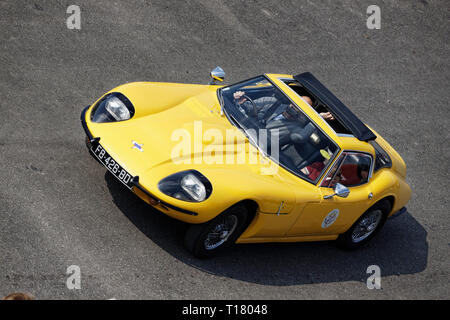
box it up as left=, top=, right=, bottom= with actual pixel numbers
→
left=204, top=215, right=238, bottom=250
left=351, top=209, right=383, bottom=243
left=184, top=204, right=249, bottom=257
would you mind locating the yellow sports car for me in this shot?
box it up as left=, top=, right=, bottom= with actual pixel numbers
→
left=81, top=68, right=411, bottom=257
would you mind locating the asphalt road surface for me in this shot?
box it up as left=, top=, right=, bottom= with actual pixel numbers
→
left=0, top=0, right=448, bottom=299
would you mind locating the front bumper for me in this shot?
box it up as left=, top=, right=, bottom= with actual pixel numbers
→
left=80, top=105, right=198, bottom=216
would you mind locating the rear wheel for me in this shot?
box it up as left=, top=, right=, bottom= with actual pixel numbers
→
left=184, top=204, right=248, bottom=258
left=336, top=199, right=391, bottom=249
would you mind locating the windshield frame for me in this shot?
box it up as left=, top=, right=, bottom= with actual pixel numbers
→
left=217, top=74, right=341, bottom=185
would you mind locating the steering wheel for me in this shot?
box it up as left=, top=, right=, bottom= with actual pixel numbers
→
left=242, top=95, right=258, bottom=118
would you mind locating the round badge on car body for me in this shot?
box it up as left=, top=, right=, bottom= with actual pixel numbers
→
left=322, top=209, right=339, bottom=228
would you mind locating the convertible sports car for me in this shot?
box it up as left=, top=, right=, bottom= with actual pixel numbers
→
left=81, top=68, right=411, bottom=257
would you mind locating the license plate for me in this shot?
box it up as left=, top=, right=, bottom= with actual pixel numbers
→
left=91, top=143, right=134, bottom=189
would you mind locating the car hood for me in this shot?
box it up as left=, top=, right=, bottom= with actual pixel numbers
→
left=88, top=82, right=256, bottom=175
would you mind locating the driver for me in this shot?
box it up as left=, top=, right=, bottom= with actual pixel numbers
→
left=233, top=90, right=277, bottom=117
left=234, top=92, right=333, bottom=123
left=270, top=96, right=313, bottom=122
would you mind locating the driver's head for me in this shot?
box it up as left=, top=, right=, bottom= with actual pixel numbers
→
left=301, top=96, right=313, bottom=106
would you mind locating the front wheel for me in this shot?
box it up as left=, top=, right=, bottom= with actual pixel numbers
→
left=184, top=204, right=248, bottom=258
left=336, top=200, right=391, bottom=249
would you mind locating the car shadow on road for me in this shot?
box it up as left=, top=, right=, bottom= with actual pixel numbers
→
left=105, top=172, right=428, bottom=286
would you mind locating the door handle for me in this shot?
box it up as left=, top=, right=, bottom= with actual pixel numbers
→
left=277, top=201, right=284, bottom=216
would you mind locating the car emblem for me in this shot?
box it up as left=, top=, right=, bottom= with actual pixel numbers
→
left=132, top=141, right=143, bottom=152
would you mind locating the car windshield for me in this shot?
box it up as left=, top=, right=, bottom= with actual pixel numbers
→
left=219, top=76, right=339, bottom=183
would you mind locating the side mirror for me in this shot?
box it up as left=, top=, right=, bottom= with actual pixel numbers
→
left=210, top=66, right=225, bottom=85
left=324, top=183, right=350, bottom=199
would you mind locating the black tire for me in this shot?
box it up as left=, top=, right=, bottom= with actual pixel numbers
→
left=184, top=204, right=248, bottom=258
left=336, top=199, right=391, bottom=250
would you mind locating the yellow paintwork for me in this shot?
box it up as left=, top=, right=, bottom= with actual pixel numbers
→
left=83, top=74, right=411, bottom=244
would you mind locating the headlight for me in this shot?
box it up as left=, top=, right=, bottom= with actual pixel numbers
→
left=158, top=170, right=213, bottom=202
left=91, top=92, right=135, bottom=123
left=181, top=174, right=206, bottom=201
left=105, top=96, right=130, bottom=121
